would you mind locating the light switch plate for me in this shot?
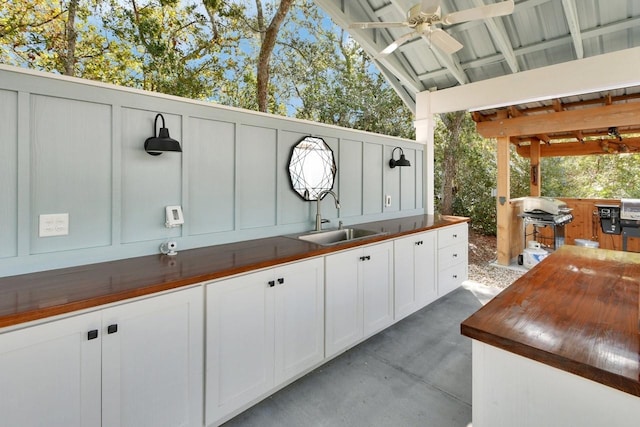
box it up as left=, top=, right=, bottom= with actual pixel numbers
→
left=39, top=213, right=69, bottom=237
left=385, top=195, right=392, bottom=207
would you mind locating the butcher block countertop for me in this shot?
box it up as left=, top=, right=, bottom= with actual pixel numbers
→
left=461, top=245, right=640, bottom=397
left=0, top=215, right=468, bottom=329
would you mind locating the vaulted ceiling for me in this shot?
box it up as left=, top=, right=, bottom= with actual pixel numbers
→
left=313, top=0, right=640, bottom=113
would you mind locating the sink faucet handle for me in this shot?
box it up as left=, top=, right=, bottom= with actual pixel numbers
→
left=338, top=220, right=343, bottom=229
left=321, top=219, right=330, bottom=224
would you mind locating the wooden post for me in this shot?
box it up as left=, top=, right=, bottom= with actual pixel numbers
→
left=496, top=136, right=511, bottom=265
left=530, top=138, right=541, bottom=196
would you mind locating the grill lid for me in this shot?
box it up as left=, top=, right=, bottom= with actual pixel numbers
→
left=523, top=197, right=571, bottom=215
left=621, top=199, right=640, bottom=220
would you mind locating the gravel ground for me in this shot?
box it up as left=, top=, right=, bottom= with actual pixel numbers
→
left=467, top=230, right=525, bottom=290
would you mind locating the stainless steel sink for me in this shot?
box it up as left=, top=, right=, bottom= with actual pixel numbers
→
left=295, top=228, right=386, bottom=246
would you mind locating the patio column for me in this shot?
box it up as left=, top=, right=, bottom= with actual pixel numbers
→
left=529, top=138, right=541, bottom=196
left=496, top=136, right=511, bottom=265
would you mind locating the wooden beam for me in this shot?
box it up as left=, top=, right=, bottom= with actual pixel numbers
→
left=529, top=139, right=541, bottom=196
left=477, top=102, right=640, bottom=138
left=496, top=136, right=511, bottom=266
left=516, top=137, right=640, bottom=157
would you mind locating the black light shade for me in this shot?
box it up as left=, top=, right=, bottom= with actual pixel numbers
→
left=144, top=113, right=182, bottom=156
left=389, top=147, right=411, bottom=168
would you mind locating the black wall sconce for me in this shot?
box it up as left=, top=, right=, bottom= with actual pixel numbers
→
left=144, top=113, right=182, bottom=156
left=389, top=147, right=411, bottom=168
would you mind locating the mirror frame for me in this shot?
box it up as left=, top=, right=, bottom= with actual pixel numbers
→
left=288, top=136, right=337, bottom=201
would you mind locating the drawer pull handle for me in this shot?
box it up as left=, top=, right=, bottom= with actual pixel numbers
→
left=415, top=240, right=423, bottom=245
left=277, top=277, right=284, bottom=284
left=453, top=275, right=458, bottom=279
left=268, top=280, right=275, bottom=287
left=453, top=253, right=458, bottom=258
left=107, top=324, right=118, bottom=334
left=360, top=255, right=371, bottom=261
left=87, top=329, right=99, bottom=340
left=453, top=234, right=458, bottom=238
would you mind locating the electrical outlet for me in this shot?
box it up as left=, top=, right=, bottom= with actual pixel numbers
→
left=385, top=195, right=392, bottom=207
left=39, top=213, right=69, bottom=237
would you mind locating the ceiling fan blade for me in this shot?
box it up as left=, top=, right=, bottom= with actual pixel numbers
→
left=426, top=28, right=463, bottom=55
left=441, top=0, right=515, bottom=25
left=421, top=0, right=442, bottom=15
left=349, top=21, right=409, bottom=29
left=376, top=32, right=416, bottom=58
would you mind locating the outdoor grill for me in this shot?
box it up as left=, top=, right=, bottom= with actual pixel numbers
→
left=520, top=197, right=573, bottom=250
left=619, top=199, right=640, bottom=250
left=595, top=200, right=640, bottom=251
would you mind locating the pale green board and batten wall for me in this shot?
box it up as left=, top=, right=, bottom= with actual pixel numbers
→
left=0, top=66, right=423, bottom=276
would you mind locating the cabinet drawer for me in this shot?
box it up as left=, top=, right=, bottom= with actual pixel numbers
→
left=438, top=262, right=467, bottom=296
left=438, top=224, right=468, bottom=249
left=438, top=242, right=468, bottom=271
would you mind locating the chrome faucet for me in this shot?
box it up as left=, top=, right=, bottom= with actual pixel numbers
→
left=316, top=190, right=340, bottom=231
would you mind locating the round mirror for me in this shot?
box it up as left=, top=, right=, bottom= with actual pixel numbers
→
left=288, top=136, right=336, bottom=201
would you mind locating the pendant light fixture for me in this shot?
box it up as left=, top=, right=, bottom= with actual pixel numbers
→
left=389, top=147, right=411, bottom=168
left=144, top=113, right=182, bottom=156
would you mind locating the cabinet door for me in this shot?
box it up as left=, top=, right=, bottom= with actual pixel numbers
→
left=325, top=247, right=363, bottom=358
left=394, top=235, right=418, bottom=320
left=102, top=286, right=203, bottom=427
left=274, top=257, right=324, bottom=384
left=415, top=231, right=437, bottom=307
left=0, top=311, right=102, bottom=427
left=206, top=270, right=275, bottom=426
left=362, top=241, right=394, bottom=337
left=394, top=232, right=436, bottom=320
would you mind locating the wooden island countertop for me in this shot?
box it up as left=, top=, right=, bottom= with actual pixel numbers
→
left=0, top=214, right=468, bottom=330
left=461, top=244, right=640, bottom=397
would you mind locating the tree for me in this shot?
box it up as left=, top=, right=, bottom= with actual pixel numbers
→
left=254, top=0, right=294, bottom=112
left=0, top=0, right=107, bottom=76
left=278, top=1, right=414, bottom=137
left=437, top=111, right=466, bottom=215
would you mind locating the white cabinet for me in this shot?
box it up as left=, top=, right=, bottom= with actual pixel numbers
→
left=0, top=311, right=102, bottom=427
left=0, top=286, right=204, bottom=427
left=205, top=257, right=324, bottom=426
left=325, top=241, right=394, bottom=358
left=394, top=230, right=437, bottom=320
left=437, top=223, right=469, bottom=296
left=101, top=286, right=204, bottom=427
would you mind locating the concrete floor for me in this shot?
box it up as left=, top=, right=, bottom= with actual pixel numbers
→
left=224, top=281, right=500, bottom=427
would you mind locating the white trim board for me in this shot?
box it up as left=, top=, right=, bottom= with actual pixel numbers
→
left=417, top=47, right=640, bottom=116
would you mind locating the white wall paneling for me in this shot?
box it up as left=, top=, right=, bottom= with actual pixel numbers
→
left=0, top=90, right=18, bottom=258
left=339, top=139, right=363, bottom=218
left=400, top=149, right=416, bottom=211
left=0, top=65, right=423, bottom=276
left=237, top=125, right=277, bottom=230
left=121, top=108, right=182, bottom=243
left=362, top=142, right=383, bottom=215
left=30, top=95, right=112, bottom=254
left=383, top=145, right=400, bottom=214
left=188, top=117, right=235, bottom=235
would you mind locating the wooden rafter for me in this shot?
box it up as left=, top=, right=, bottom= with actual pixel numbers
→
left=516, top=136, right=640, bottom=157
left=476, top=102, right=640, bottom=139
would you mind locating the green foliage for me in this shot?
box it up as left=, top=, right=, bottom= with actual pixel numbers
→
left=435, top=113, right=499, bottom=234
left=434, top=113, right=532, bottom=235
left=0, top=0, right=414, bottom=137
left=542, top=154, right=640, bottom=198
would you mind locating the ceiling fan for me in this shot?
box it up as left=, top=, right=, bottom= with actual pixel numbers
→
left=349, top=0, right=515, bottom=57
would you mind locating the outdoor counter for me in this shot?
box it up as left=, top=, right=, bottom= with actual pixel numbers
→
left=0, top=214, right=468, bottom=329
left=461, top=245, right=640, bottom=426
